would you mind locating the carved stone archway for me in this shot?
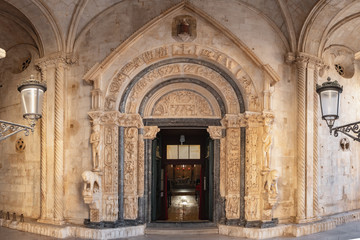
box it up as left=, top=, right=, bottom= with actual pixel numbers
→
left=82, top=20, right=280, bottom=225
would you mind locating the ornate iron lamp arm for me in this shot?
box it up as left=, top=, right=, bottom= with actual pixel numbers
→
left=0, top=120, right=34, bottom=141
left=331, top=121, right=360, bottom=142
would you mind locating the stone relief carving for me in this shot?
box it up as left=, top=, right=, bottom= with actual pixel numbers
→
left=143, top=126, right=160, bottom=140
left=152, top=90, right=213, bottom=117
left=244, top=196, right=259, bottom=220
left=124, top=128, right=138, bottom=219
left=172, top=15, right=197, bottom=42
left=261, top=169, right=280, bottom=221
left=225, top=195, right=240, bottom=219
left=82, top=171, right=102, bottom=222
left=207, top=126, right=223, bottom=139
left=262, top=125, right=272, bottom=169
left=90, top=124, right=101, bottom=171
left=124, top=196, right=138, bottom=220
left=105, top=196, right=118, bottom=219
left=264, top=169, right=279, bottom=197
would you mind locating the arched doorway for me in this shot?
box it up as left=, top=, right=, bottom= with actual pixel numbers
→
left=150, top=128, right=213, bottom=222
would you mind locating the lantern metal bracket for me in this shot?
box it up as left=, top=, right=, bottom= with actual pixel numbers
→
left=0, top=120, right=34, bottom=142
left=331, top=121, right=360, bottom=142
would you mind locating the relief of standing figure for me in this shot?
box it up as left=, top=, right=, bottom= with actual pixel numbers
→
left=90, top=124, right=100, bottom=171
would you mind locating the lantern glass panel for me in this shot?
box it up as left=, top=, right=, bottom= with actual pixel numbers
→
left=20, top=87, right=44, bottom=119
left=320, top=89, right=340, bottom=120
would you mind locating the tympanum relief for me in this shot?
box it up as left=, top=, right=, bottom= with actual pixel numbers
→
left=152, top=90, right=213, bottom=117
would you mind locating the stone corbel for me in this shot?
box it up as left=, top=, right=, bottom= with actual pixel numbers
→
left=143, top=126, right=160, bottom=140
left=82, top=171, right=103, bottom=223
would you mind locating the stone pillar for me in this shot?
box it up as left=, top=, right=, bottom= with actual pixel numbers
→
left=143, top=126, right=160, bottom=223
left=54, top=61, right=65, bottom=224
left=35, top=53, right=75, bottom=225
left=38, top=63, right=47, bottom=221
left=207, top=126, right=226, bottom=223
left=295, top=53, right=322, bottom=223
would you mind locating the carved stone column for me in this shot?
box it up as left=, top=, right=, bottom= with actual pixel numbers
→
left=54, top=61, right=65, bottom=224
left=37, top=62, right=47, bottom=222
left=295, top=53, right=323, bottom=223
left=35, top=53, right=76, bottom=225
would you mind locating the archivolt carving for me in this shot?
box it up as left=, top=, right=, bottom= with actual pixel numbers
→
left=104, top=44, right=263, bottom=112
left=152, top=90, right=213, bottom=117
left=126, top=62, right=239, bottom=114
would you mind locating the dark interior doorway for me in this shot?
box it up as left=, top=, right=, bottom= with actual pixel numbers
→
left=151, top=128, right=213, bottom=222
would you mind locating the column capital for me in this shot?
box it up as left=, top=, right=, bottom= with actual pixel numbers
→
left=143, top=126, right=160, bottom=140
left=35, top=51, right=77, bottom=69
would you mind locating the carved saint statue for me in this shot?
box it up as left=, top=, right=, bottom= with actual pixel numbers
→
left=90, top=125, right=100, bottom=171
left=262, top=125, right=272, bottom=169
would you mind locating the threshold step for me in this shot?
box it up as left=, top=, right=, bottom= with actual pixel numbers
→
left=145, top=227, right=219, bottom=235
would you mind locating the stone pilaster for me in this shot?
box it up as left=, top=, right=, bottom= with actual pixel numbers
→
left=243, top=113, right=263, bottom=222
left=221, top=115, right=242, bottom=220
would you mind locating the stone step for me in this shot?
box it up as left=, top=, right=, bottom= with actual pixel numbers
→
left=145, top=226, right=219, bottom=235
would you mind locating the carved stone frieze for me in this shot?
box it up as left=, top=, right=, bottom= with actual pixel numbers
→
left=225, top=128, right=240, bottom=219
left=102, top=125, right=119, bottom=221
left=124, top=128, right=139, bottom=219
left=207, top=126, right=223, bottom=139
left=143, top=126, right=160, bottom=140
left=88, top=111, right=143, bottom=128
left=151, top=90, right=214, bottom=117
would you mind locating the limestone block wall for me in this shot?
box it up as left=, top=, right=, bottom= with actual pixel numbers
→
left=318, top=66, right=360, bottom=216
left=0, top=54, right=41, bottom=218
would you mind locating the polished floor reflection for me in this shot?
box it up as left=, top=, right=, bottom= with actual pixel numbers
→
left=167, top=195, right=199, bottom=221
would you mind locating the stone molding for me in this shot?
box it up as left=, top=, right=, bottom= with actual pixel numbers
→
left=88, top=111, right=143, bottom=128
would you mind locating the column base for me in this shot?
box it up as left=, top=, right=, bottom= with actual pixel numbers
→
left=245, top=218, right=278, bottom=228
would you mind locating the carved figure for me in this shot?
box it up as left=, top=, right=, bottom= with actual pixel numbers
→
left=264, top=169, right=279, bottom=196
left=82, top=171, right=101, bottom=194
left=90, top=125, right=100, bottom=171
left=262, top=126, right=272, bottom=169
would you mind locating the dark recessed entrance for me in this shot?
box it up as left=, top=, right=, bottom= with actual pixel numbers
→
left=151, top=128, right=213, bottom=222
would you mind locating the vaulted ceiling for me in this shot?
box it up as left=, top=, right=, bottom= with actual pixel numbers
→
left=0, top=0, right=359, bottom=58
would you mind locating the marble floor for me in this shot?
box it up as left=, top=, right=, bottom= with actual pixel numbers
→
left=167, top=195, right=199, bottom=221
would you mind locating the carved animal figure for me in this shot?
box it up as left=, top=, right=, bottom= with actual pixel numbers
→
left=82, top=171, right=101, bottom=193
left=264, top=169, right=279, bottom=195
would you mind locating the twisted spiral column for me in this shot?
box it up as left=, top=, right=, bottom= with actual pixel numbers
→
left=313, top=66, right=319, bottom=217
left=296, top=58, right=307, bottom=221
left=40, top=66, right=47, bottom=220
left=54, top=62, right=64, bottom=222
